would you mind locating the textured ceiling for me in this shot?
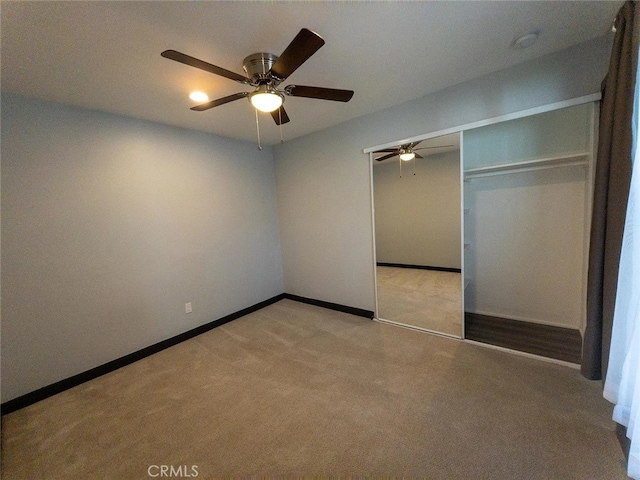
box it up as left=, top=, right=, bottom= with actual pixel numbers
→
left=1, top=1, right=622, bottom=145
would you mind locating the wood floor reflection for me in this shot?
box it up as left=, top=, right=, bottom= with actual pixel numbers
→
left=376, top=266, right=462, bottom=336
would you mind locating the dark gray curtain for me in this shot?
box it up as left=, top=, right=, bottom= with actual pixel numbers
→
left=582, top=1, right=638, bottom=380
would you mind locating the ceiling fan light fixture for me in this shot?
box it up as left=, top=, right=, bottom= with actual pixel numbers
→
left=249, top=86, right=283, bottom=113
left=399, top=150, right=415, bottom=161
left=189, top=91, right=209, bottom=102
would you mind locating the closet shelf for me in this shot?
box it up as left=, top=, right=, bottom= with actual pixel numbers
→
left=463, top=151, right=589, bottom=179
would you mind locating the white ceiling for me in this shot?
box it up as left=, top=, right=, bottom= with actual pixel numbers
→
left=1, top=1, right=621, bottom=146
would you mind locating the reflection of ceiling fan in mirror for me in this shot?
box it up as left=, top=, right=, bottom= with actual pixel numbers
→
left=161, top=28, right=354, bottom=147
left=374, top=140, right=455, bottom=162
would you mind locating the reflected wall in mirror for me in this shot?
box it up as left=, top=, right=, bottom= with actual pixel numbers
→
left=373, top=132, right=462, bottom=337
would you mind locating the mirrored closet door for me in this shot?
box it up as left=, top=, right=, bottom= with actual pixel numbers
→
left=372, top=132, right=463, bottom=337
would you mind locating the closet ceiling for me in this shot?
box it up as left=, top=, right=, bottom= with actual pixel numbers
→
left=1, top=1, right=622, bottom=146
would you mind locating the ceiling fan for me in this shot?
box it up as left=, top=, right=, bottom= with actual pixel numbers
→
left=161, top=28, right=354, bottom=130
left=374, top=140, right=455, bottom=162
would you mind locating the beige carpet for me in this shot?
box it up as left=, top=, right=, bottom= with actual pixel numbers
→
left=377, top=266, right=462, bottom=336
left=1, top=299, right=628, bottom=479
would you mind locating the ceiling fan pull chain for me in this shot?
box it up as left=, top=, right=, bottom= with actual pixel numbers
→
left=255, top=108, right=262, bottom=150
left=399, top=156, right=402, bottom=178
left=279, top=109, right=284, bottom=144
left=414, top=157, right=416, bottom=176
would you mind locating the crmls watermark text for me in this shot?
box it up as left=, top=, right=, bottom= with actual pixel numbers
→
left=147, top=465, right=199, bottom=477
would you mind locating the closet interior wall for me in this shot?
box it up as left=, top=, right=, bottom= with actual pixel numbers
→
left=462, top=102, right=595, bottom=333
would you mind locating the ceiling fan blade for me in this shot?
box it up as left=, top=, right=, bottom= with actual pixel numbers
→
left=161, top=50, right=251, bottom=84
left=270, top=106, right=291, bottom=125
left=414, top=144, right=456, bottom=151
left=284, top=85, right=354, bottom=102
left=190, top=92, right=249, bottom=111
left=376, top=149, right=399, bottom=153
left=415, top=153, right=424, bottom=159
left=375, top=152, right=398, bottom=162
left=409, top=140, right=424, bottom=149
left=269, top=28, right=325, bottom=81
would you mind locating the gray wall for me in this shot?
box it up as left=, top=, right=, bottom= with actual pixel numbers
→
left=373, top=150, right=461, bottom=269
left=1, top=94, right=284, bottom=402
left=273, top=35, right=612, bottom=312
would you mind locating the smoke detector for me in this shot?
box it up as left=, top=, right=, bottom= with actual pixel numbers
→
left=512, top=30, right=540, bottom=49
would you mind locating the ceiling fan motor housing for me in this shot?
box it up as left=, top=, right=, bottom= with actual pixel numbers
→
left=243, top=53, right=279, bottom=83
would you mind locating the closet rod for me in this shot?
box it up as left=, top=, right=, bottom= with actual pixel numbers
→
left=464, top=153, right=589, bottom=180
